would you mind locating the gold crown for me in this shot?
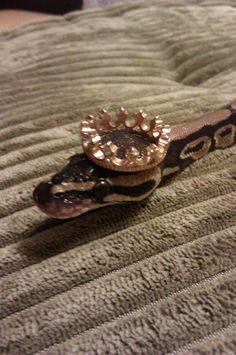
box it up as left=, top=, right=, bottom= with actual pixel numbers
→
left=80, top=107, right=171, bottom=172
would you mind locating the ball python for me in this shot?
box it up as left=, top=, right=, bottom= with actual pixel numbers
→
left=33, top=101, right=236, bottom=219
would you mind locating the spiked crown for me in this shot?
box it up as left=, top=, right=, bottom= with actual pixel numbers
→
left=80, top=108, right=171, bottom=172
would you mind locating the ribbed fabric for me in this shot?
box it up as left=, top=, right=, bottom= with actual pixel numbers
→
left=0, top=1, right=236, bottom=354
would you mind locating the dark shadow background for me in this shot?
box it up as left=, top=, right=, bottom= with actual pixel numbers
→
left=0, top=0, right=83, bottom=14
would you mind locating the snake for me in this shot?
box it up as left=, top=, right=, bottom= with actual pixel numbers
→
left=33, top=101, right=236, bottom=219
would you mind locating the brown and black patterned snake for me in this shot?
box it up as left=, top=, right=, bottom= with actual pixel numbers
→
left=33, top=101, right=236, bottom=219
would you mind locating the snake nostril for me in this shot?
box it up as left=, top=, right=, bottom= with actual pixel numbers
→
left=33, top=182, right=53, bottom=206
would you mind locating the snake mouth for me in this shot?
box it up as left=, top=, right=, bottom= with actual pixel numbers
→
left=33, top=181, right=96, bottom=219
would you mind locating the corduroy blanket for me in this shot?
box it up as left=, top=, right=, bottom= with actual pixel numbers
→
left=0, top=1, right=236, bottom=354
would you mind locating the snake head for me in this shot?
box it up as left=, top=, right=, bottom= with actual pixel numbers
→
left=33, top=152, right=161, bottom=219
left=33, top=153, right=112, bottom=219
left=33, top=108, right=169, bottom=219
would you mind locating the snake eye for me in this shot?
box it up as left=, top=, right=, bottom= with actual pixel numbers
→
left=94, top=179, right=110, bottom=202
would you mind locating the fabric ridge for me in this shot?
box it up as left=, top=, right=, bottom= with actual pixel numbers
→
left=0, top=1, right=236, bottom=354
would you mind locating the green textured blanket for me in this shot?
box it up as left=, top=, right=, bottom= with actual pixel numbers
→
left=0, top=1, right=236, bottom=354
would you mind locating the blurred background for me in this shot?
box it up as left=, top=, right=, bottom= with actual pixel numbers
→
left=0, top=0, right=130, bottom=31
left=0, top=0, right=130, bottom=13
left=0, top=0, right=83, bottom=13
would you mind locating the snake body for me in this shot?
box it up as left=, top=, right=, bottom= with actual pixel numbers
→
left=33, top=102, right=236, bottom=219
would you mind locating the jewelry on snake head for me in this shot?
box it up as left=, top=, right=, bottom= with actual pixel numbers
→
left=80, top=108, right=171, bottom=172
left=33, top=102, right=236, bottom=219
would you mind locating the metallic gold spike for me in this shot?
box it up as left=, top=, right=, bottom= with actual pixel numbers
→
left=82, top=139, right=90, bottom=148
left=99, top=109, right=110, bottom=120
left=141, top=120, right=150, bottom=132
left=135, top=110, right=147, bottom=126
left=97, top=109, right=111, bottom=131
left=152, top=130, right=160, bottom=139
left=150, top=116, right=160, bottom=129
left=125, top=116, right=136, bottom=128
left=162, top=125, right=171, bottom=134
left=152, top=119, right=163, bottom=129
left=85, top=115, right=96, bottom=126
left=117, top=107, right=128, bottom=123
left=81, top=120, right=91, bottom=128
left=150, top=117, right=164, bottom=139
left=81, top=126, right=97, bottom=136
